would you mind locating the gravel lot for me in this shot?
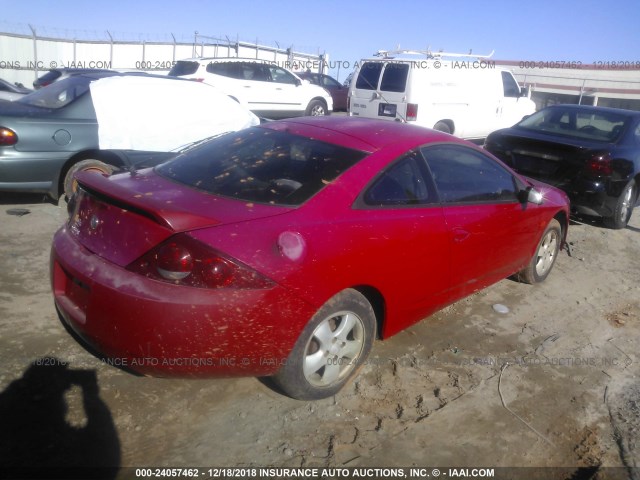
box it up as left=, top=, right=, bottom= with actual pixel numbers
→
left=0, top=192, right=638, bottom=479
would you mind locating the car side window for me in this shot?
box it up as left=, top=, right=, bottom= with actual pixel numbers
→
left=364, top=153, right=434, bottom=206
left=322, top=76, right=341, bottom=88
left=253, top=64, right=273, bottom=82
left=501, top=71, right=521, bottom=98
left=268, top=66, right=298, bottom=85
left=421, top=145, right=518, bottom=203
left=207, top=62, right=239, bottom=79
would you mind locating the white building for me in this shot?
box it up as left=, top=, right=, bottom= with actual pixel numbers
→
left=495, top=60, right=640, bottom=111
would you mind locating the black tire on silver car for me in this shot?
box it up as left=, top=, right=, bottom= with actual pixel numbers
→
left=603, top=179, right=636, bottom=230
left=517, top=218, right=561, bottom=284
left=63, top=159, right=115, bottom=199
left=305, top=99, right=328, bottom=116
left=273, top=289, right=376, bottom=400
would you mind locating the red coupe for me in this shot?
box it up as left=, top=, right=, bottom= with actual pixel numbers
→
left=51, top=117, right=569, bottom=400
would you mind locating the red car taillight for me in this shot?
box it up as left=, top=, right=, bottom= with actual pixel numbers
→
left=0, top=127, right=17, bottom=146
left=127, top=234, right=273, bottom=289
left=156, top=242, right=194, bottom=280
left=584, top=152, right=613, bottom=176
left=406, top=103, right=418, bottom=121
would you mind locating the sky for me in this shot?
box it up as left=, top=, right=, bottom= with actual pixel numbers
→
left=2, top=0, right=639, bottom=81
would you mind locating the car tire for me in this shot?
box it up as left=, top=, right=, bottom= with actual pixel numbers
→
left=305, top=99, right=328, bottom=116
left=433, top=121, right=452, bottom=134
left=517, top=218, right=561, bottom=284
left=273, top=289, right=376, bottom=400
left=603, top=179, right=636, bottom=229
left=63, top=159, right=115, bottom=199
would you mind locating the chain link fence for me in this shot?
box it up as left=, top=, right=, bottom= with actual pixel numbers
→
left=0, top=22, right=327, bottom=87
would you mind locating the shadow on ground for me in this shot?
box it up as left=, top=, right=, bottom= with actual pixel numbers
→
left=0, top=357, right=120, bottom=479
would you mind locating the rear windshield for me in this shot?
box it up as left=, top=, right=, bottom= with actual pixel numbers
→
left=355, top=62, right=383, bottom=90
left=355, top=62, right=409, bottom=92
left=517, top=107, right=630, bottom=142
left=168, top=61, right=200, bottom=76
left=35, top=70, right=62, bottom=86
left=156, top=128, right=368, bottom=206
left=18, top=75, right=91, bottom=109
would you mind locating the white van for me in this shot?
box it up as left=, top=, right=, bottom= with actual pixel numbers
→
left=348, top=50, right=535, bottom=139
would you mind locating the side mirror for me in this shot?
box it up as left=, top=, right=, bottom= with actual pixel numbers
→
left=519, top=186, right=543, bottom=205
left=520, top=86, right=530, bottom=98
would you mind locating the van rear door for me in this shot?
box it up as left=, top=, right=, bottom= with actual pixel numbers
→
left=349, top=61, right=411, bottom=122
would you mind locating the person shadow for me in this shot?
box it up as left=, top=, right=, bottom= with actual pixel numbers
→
left=0, top=357, right=120, bottom=479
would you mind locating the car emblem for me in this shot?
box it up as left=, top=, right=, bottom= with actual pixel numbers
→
left=90, top=215, right=100, bottom=230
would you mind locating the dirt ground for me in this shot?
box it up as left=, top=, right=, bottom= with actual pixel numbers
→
left=0, top=192, right=639, bottom=479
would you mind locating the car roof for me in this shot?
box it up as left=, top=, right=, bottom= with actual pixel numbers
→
left=260, top=116, right=459, bottom=152
left=178, top=57, right=284, bottom=64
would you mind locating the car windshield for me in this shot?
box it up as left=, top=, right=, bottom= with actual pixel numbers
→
left=157, top=127, right=368, bottom=206
left=517, top=107, right=630, bottom=142
left=18, top=76, right=91, bottom=109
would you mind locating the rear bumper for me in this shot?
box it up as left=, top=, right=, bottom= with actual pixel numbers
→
left=50, top=226, right=316, bottom=377
left=523, top=176, right=623, bottom=218
left=565, top=178, right=623, bottom=218
left=486, top=146, right=630, bottom=219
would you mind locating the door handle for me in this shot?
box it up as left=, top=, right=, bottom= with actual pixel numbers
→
left=453, top=228, right=470, bottom=242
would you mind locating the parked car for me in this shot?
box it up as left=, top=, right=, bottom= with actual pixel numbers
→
left=33, top=68, right=115, bottom=89
left=168, top=57, right=333, bottom=118
left=0, top=72, right=259, bottom=200
left=51, top=117, right=569, bottom=400
left=0, top=78, right=31, bottom=101
left=348, top=49, right=535, bottom=139
left=485, top=104, right=640, bottom=229
left=297, top=72, right=348, bottom=111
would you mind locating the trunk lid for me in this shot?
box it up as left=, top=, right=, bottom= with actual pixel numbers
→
left=494, top=129, right=611, bottom=187
left=0, top=100, right=54, bottom=117
left=68, top=168, right=292, bottom=267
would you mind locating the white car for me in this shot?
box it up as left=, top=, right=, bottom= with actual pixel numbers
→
left=169, top=57, right=333, bottom=118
